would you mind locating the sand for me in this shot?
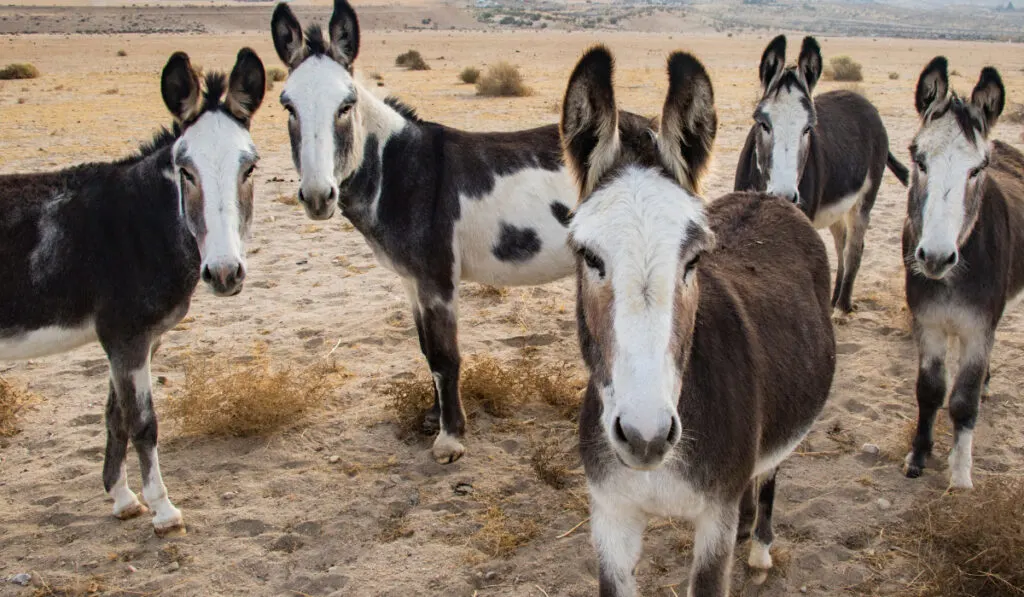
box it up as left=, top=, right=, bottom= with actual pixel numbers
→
left=2, top=26, right=1024, bottom=597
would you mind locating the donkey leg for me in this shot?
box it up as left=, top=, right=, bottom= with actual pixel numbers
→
left=946, top=331, right=993, bottom=489
left=827, top=221, right=847, bottom=310
left=835, top=208, right=870, bottom=314
left=413, top=308, right=441, bottom=433
left=102, top=379, right=146, bottom=520
left=906, top=323, right=947, bottom=479
left=415, top=283, right=466, bottom=464
left=735, top=482, right=756, bottom=543
left=688, top=503, right=739, bottom=597
left=107, top=335, right=183, bottom=535
left=748, top=469, right=778, bottom=580
left=591, top=495, right=646, bottom=597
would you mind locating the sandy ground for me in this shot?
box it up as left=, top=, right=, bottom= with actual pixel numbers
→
left=2, top=28, right=1024, bottom=597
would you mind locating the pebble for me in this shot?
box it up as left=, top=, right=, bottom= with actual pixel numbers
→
left=800, top=586, right=808, bottom=594
left=328, top=566, right=338, bottom=574
left=328, top=455, right=341, bottom=464
left=453, top=482, right=473, bottom=496
left=861, top=443, right=880, bottom=455
left=221, top=491, right=237, bottom=501
left=84, top=560, right=99, bottom=569
left=126, top=565, right=137, bottom=574
left=484, top=571, right=498, bottom=581
left=876, top=497, right=892, bottom=510
left=9, top=573, right=31, bottom=586
left=167, top=562, right=180, bottom=573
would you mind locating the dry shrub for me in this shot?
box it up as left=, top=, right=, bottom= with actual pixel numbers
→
left=267, top=67, right=287, bottom=83
left=459, top=66, right=481, bottom=84
left=395, top=49, right=429, bottom=71
left=465, top=284, right=508, bottom=299
left=382, top=375, right=434, bottom=437
left=825, top=56, right=863, bottom=82
left=1005, top=103, right=1024, bottom=124
left=461, top=356, right=583, bottom=419
left=116, top=49, right=127, bottom=57
left=103, top=88, right=118, bottom=95
left=476, top=62, right=532, bottom=97
left=165, top=346, right=337, bottom=437
left=472, top=505, right=539, bottom=558
left=0, top=63, right=40, bottom=80
left=893, top=478, right=1024, bottom=597
left=31, top=574, right=104, bottom=597
left=274, top=193, right=299, bottom=206
left=0, top=375, right=38, bottom=437
left=530, top=434, right=577, bottom=489
left=889, top=71, right=900, bottom=80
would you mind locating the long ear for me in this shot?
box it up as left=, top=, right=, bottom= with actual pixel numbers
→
left=272, top=2, right=305, bottom=69
left=797, top=37, right=823, bottom=93
left=658, top=51, right=717, bottom=194
left=329, top=0, right=360, bottom=69
left=915, top=56, right=949, bottom=116
left=971, top=67, right=1004, bottom=133
left=226, top=48, right=266, bottom=127
left=759, top=35, right=786, bottom=93
left=561, top=45, right=620, bottom=200
left=161, top=51, right=202, bottom=124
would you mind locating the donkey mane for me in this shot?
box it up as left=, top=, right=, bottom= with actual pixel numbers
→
left=200, top=72, right=229, bottom=115
left=303, top=24, right=332, bottom=57
left=764, top=70, right=813, bottom=109
left=134, top=125, right=181, bottom=161
left=384, top=96, right=423, bottom=123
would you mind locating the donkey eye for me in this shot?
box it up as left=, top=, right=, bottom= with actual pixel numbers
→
left=336, top=103, right=353, bottom=120
left=243, top=164, right=257, bottom=181
left=759, top=121, right=771, bottom=134
left=179, top=169, right=196, bottom=185
left=915, top=158, right=927, bottom=174
left=578, top=248, right=606, bottom=278
left=684, top=253, right=701, bottom=277
left=802, top=126, right=812, bottom=136
left=969, top=158, right=988, bottom=179
left=283, top=104, right=296, bottom=119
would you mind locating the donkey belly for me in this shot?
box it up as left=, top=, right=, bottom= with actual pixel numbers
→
left=811, top=175, right=872, bottom=230
left=0, top=319, right=97, bottom=360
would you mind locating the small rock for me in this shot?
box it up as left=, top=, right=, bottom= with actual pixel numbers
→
left=221, top=491, right=237, bottom=501
left=876, top=498, right=892, bottom=510
left=156, top=376, right=168, bottom=386
left=126, top=565, right=137, bottom=574
left=167, top=562, right=180, bottom=572
left=84, top=560, right=99, bottom=569
left=328, top=455, right=341, bottom=464
left=9, top=573, right=31, bottom=586
left=861, top=443, right=880, bottom=455
left=453, top=482, right=473, bottom=496
left=484, top=571, right=498, bottom=581
left=328, top=566, right=338, bottom=574
left=800, top=586, right=808, bottom=594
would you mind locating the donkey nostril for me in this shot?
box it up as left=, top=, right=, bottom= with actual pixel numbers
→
left=328, top=187, right=338, bottom=202
left=235, top=264, right=246, bottom=281
left=201, top=266, right=213, bottom=284
left=298, top=188, right=306, bottom=204
left=943, top=253, right=958, bottom=268
left=613, top=417, right=627, bottom=444
left=916, top=247, right=927, bottom=262
left=666, top=417, right=680, bottom=444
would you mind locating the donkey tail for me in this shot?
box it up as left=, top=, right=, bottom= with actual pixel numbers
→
left=887, top=151, right=910, bottom=187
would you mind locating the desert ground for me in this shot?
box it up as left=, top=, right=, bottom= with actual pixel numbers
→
left=2, top=7, right=1024, bottom=597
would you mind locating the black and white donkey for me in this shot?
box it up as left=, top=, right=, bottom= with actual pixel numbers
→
left=271, top=0, right=580, bottom=462
left=563, top=47, right=836, bottom=596
left=735, top=35, right=909, bottom=314
left=0, top=49, right=266, bottom=535
left=903, top=58, right=1024, bottom=489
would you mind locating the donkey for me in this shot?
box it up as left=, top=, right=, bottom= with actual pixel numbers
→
left=903, top=58, right=1024, bottom=489
left=271, top=0, right=581, bottom=463
left=563, top=46, right=835, bottom=596
left=0, top=49, right=266, bottom=535
left=735, top=35, right=909, bottom=314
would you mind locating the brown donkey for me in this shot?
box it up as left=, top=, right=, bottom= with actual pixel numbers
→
left=563, top=47, right=836, bottom=596
left=903, top=58, right=1024, bottom=489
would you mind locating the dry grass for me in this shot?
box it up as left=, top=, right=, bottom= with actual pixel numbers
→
left=458, top=66, right=481, bottom=84
left=891, top=478, right=1024, bottom=597
left=382, top=374, right=434, bottom=437
left=824, top=56, right=863, bottom=82
left=1005, top=103, right=1024, bottom=124
left=267, top=67, right=287, bottom=83
left=165, top=346, right=339, bottom=437
left=395, top=49, right=429, bottom=71
left=116, top=49, right=127, bottom=57
left=103, top=88, right=118, bottom=95
left=0, top=63, right=40, bottom=80
left=274, top=193, right=299, bottom=206
left=476, top=62, right=532, bottom=97
left=530, top=434, right=577, bottom=490
left=471, top=505, right=539, bottom=558
left=0, top=375, right=38, bottom=437
left=31, top=574, right=104, bottom=597
left=889, top=71, right=900, bottom=80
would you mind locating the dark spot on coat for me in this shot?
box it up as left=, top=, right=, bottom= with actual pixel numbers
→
left=492, top=222, right=541, bottom=262
left=550, top=202, right=573, bottom=227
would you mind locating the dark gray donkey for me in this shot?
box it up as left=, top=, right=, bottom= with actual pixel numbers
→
left=903, top=57, right=1024, bottom=489
left=563, top=46, right=836, bottom=596
left=735, top=35, right=909, bottom=314
left=0, top=49, right=266, bottom=535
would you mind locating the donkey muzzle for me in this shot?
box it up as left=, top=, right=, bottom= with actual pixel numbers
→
left=611, top=414, right=680, bottom=470
left=915, top=246, right=958, bottom=279
left=202, top=261, right=246, bottom=296
left=298, top=186, right=338, bottom=221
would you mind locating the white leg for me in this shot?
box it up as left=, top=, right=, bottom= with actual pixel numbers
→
left=688, top=506, right=737, bottom=597
left=591, top=491, right=647, bottom=597
left=948, top=429, right=974, bottom=489
left=109, top=463, right=146, bottom=519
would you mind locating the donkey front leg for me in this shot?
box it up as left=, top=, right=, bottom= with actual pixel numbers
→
left=104, top=335, right=184, bottom=535
left=906, top=323, right=947, bottom=479
left=747, top=470, right=777, bottom=583
left=834, top=206, right=870, bottom=314
left=689, top=503, right=739, bottom=597
left=946, top=331, right=993, bottom=489
left=591, top=494, right=647, bottom=597
left=102, top=378, right=146, bottom=520
left=827, top=220, right=847, bottom=311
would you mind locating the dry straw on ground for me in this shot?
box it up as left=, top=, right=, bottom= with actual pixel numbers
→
left=165, top=346, right=338, bottom=437
left=0, top=63, right=40, bottom=80
left=476, top=62, right=532, bottom=97
left=892, top=478, right=1024, bottom=597
left=0, top=375, right=37, bottom=437
left=471, top=505, right=540, bottom=558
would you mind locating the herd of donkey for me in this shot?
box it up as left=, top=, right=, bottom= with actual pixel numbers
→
left=2, top=0, right=1023, bottom=594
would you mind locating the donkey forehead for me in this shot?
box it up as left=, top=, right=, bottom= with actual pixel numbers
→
left=571, top=166, right=707, bottom=259
left=759, top=84, right=813, bottom=126
left=175, top=111, right=257, bottom=169
left=282, top=56, right=356, bottom=108
left=914, top=109, right=986, bottom=161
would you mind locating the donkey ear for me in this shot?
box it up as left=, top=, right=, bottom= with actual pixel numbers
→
left=915, top=56, right=949, bottom=116
left=329, top=0, right=360, bottom=68
left=759, top=35, right=786, bottom=92
left=272, top=2, right=304, bottom=69
left=797, top=37, right=822, bottom=93
left=971, top=67, right=1005, bottom=133
left=226, top=47, right=266, bottom=126
left=658, top=51, right=717, bottom=194
left=561, top=45, right=620, bottom=200
left=161, top=51, right=202, bottom=124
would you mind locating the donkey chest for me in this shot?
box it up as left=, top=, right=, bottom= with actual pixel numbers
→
left=591, top=467, right=710, bottom=520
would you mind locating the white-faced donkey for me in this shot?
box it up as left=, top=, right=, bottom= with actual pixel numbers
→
left=903, top=57, right=1024, bottom=490
left=562, top=47, right=836, bottom=596
left=0, top=49, right=266, bottom=535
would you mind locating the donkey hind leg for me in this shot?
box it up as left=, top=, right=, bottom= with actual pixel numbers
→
left=412, top=306, right=441, bottom=434
left=827, top=221, right=847, bottom=311
left=748, top=469, right=778, bottom=583
left=947, top=331, right=993, bottom=489
left=736, top=483, right=756, bottom=543
left=103, top=378, right=146, bottom=520
left=906, top=323, right=948, bottom=479
left=688, top=503, right=739, bottom=597
left=591, top=496, right=647, bottom=597
left=106, top=336, right=183, bottom=535
left=834, top=203, right=871, bottom=314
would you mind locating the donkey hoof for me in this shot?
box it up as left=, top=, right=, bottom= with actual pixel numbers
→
left=949, top=473, right=974, bottom=491
left=153, top=506, right=185, bottom=537
left=431, top=432, right=465, bottom=464
left=114, top=502, right=149, bottom=521
left=154, top=522, right=187, bottom=538
left=748, top=540, right=773, bottom=572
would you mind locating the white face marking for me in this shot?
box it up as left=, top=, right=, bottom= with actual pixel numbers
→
left=0, top=320, right=97, bottom=360
left=761, top=87, right=812, bottom=199
left=571, top=166, right=707, bottom=459
left=913, top=113, right=987, bottom=269
left=174, top=110, right=257, bottom=280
